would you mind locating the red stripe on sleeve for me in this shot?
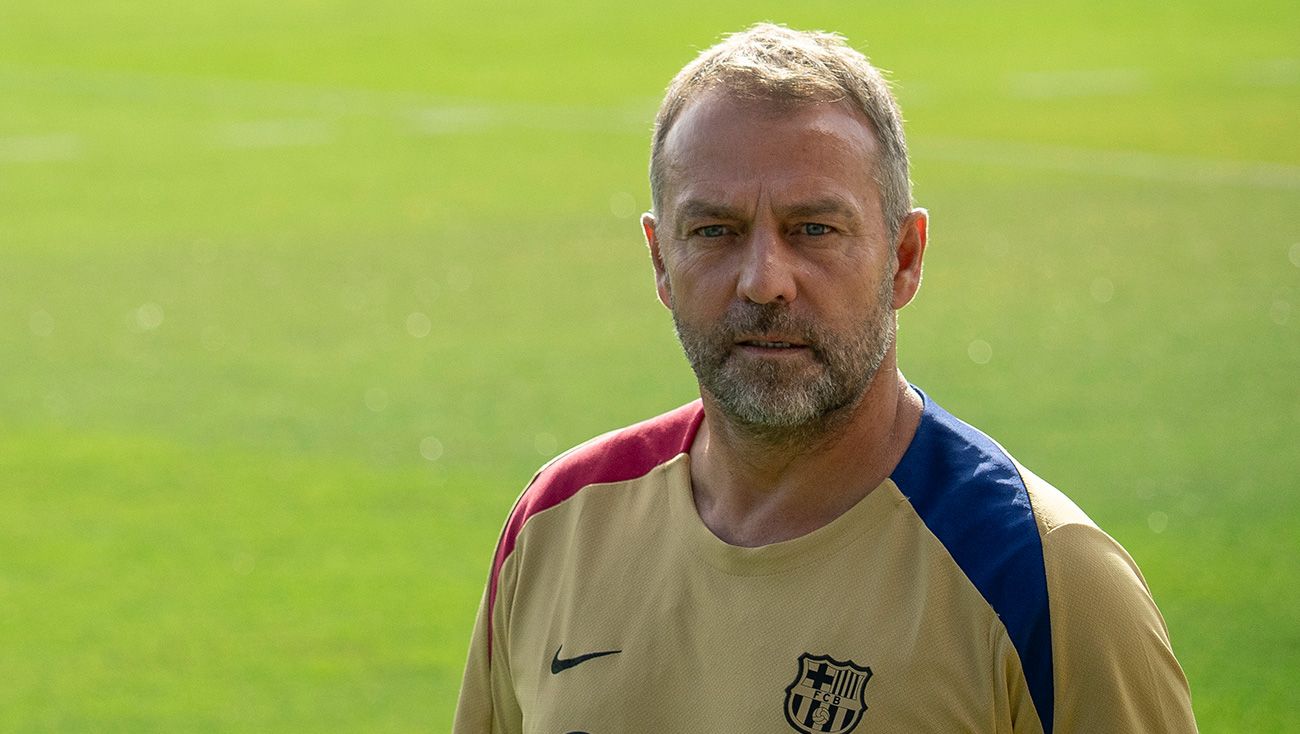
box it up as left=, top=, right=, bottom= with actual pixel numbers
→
left=486, top=401, right=703, bottom=653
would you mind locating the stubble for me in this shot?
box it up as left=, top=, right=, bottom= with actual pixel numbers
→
left=671, top=273, right=896, bottom=444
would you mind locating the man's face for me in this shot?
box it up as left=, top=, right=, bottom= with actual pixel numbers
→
left=646, top=90, right=906, bottom=430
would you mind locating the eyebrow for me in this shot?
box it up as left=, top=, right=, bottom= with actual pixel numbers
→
left=674, top=196, right=861, bottom=224
left=780, top=196, right=861, bottom=221
left=675, top=199, right=747, bottom=222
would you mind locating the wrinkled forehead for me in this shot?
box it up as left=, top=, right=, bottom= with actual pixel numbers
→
left=658, top=90, right=881, bottom=213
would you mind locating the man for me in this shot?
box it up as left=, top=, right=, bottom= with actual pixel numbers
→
left=454, top=24, right=1196, bottom=733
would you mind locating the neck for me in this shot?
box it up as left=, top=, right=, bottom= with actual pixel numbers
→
left=688, top=359, right=921, bottom=547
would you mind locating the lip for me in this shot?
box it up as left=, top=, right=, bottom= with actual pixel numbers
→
left=733, top=335, right=811, bottom=356
left=735, top=334, right=808, bottom=348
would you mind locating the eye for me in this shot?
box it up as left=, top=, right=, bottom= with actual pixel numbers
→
left=800, top=223, right=834, bottom=236
left=694, top=224, right=730, bottom=238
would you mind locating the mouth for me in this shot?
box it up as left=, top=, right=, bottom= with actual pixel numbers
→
left=734, top=336, right=811, bottom=354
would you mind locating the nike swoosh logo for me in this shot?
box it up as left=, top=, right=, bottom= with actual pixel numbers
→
left=550, top=645, right=622, bottom=674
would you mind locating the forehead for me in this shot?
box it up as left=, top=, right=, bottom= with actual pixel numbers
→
left=659, top=89, right=881, bottom=210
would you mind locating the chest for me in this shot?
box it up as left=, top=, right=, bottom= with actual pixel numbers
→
left=504, top=526, right=1034, bottom=733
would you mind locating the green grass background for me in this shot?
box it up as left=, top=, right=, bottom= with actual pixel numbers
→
left=1, top=1, right=1296, bottom=730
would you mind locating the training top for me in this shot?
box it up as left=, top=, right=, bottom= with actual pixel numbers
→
left=453, top=389, right=1197, bottom=733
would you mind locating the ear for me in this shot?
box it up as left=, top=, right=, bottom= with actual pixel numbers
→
left=642, top=212, right=672, bottom=309
left=891, top=208, right=928, bottom=310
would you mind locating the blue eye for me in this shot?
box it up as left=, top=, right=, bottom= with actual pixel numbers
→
left=801, top=223, right=833, bottom=236
left=696, top=225, right=728, bottom=237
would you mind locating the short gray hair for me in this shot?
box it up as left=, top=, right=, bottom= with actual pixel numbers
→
left=649, top=23, right=911, bottom=238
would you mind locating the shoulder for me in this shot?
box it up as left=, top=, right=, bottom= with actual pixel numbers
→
left=510, top=400, right=703, bottom=533
left=1022, top=472, right=1197, bottom=729
left=891, top=388, right=1194, bottom=731
left=889, top=389, right=1053, bottom=590
left=486, top=401, right=703, bottom=605
left=890, top=388, right=1056, bottom=729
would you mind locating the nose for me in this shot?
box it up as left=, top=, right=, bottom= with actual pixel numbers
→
left=736, top=227, right=798, bottom=305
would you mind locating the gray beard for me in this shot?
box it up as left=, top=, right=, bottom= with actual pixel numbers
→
left=671, top=277, right=895, bottom=442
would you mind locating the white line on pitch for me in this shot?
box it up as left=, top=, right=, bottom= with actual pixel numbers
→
left=0, top=64, right=434, bottom=116
left=1004, top=68, right=1151, bottom=99
left=1232, top=57, right=1300, bottom=88
left=914, top=137, right=1300, bottom=191
left=211, top=119, right=335, bottom=149
left=410, top=103, right=652, bottom=136
left=0, top=133, right=81, bottom=163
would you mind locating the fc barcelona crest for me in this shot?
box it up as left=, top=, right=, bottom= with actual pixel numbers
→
left=783, top=653, right=872, bottom=734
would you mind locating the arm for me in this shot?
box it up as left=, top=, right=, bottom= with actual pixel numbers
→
left=1043, top=522, right=1197, bottom=732
left=452, top=559, right=523, bottom=733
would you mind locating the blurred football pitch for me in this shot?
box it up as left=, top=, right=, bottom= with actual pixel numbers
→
left=1, top=1, right=1296, bottom=730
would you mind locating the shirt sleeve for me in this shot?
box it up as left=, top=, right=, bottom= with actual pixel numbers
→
left=1042, top=521, right=1198, bottom=732
left=452, top=558, right=523, bottom=734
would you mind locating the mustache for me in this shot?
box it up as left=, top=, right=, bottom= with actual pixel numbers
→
left=721, top=303, right=818, bottom=346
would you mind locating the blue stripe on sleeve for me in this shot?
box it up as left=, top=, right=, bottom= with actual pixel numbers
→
left=890, top=388, right=1055, bottom=732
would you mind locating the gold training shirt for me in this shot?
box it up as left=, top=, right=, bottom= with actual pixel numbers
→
left=454, top=390, right=1196, bottom=733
